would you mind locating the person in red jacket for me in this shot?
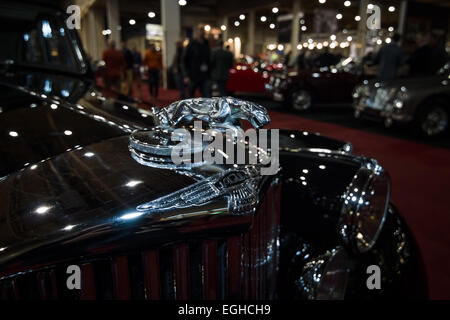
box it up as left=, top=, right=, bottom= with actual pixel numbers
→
left=102, top=39, right=126, bottom=91
left=144, top=43, right=163, bottom=99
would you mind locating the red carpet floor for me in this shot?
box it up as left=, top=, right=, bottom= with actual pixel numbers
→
left=109, top=82, right=450, bottom=299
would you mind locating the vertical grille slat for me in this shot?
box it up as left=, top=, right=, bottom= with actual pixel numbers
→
left=11, top=279, right=20, bottom=300
left=202, top=240, right=217, bottom=300
left=37, top=272, right=49, bottom=300
left=243, top=232, right=250, bottom=299
left=80, top=263, right=96, bottom=300
left=159, top=248, right=175, bottom=300
left=227, top=236, right=242, bottom=299
left=217, top=241, right=227, bottom=300
left=142, top=250, right=160, bottom=300
left=112, top=256, right=131, bottom=300
left=173, top=244, right=189, bottom=300
left=189, top=242, right=203, bottom=299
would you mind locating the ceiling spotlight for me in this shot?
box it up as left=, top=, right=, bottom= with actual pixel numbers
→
left=297, top=44, right=302, bottom=50
left=148, top=11, right=156, bottom=18
left=239, top=14, right=246, bottom=20
left=388, top=26, right=394, bottom=32
left=336, top=13, right=343, bottom=20
left=368, top=3, right=374, bottom=10
left=260, top=16, right=267, bottom=22
left=129, top=19, right=136, bottom=25
left=344, top=1, right=351, bottom=7
left=347, top=36, right=352, bottom=41
left=221, top=25, right=227, bottom=31
left=301, top=26, right=307, bottom=31
left=317, top=43, right=323, bottom=49
left=388, top=6, right=395, bottom=12
left=376, top=39, right=382, bottom=45
left=204, top=25, right=211, bottom=32
left=385, top=37, right=392, bottom=43
left=300, top=19, right=305, bottom=24
left=330, top=34, right=336, bottom=41
left=277, top=44, right=284, bottom=51
left=234, top=21, right=240, bottom=26
left=272, top=7, right=279, bottom=13
left=319, top=0, right=326, bottom=3
left=269, top=23, right=275, bottom=29
left=178, top=0, right=187, bottom=6
left=355, top=15, right=361, bottom=21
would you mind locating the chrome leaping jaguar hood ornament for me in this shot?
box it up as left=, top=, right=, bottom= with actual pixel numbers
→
left=152, top=97, right=270, bottom=133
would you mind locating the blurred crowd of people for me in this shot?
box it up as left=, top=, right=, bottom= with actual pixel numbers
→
left=101, top=39, right=143, bottom=98
left=370, top=31, right=448, bottom=81
left=101, top=26, right=234, bottom=102
left=172, top=26, right=234, bottom=99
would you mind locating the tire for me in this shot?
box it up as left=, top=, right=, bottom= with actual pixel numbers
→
left=414, top=98, right=449, bottom=137
left=288, top=88, right=313, bottom=111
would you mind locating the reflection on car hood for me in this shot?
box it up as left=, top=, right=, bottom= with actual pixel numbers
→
left=0, top=136, right=200, bottom=268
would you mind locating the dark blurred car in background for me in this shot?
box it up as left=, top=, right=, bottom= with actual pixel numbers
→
left=353, top=62, right=450, bottom=137
left=266, top=58, right=372, bottom=111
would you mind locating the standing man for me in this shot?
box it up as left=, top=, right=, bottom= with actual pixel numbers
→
left=372, top=33, right=404, bottom=81
left=211, top=42, right=234, bottom=97
left=182, top=27, right=211, bottom=98
left=130, top=42, right=142, bottom=100
left=171, top=40, right=186, bottom=99
left=121, top=41, right=134, bottom=96
left=102, top=39, right=126, bottom=91
left=144, top=43, right=163, bottom=99
left=408, top=31, right=433, bottom=77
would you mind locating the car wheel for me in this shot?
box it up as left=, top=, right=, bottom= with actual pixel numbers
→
left=290, top=89, right=313, bottom=111
left=416, top=100, right=449, bottom=137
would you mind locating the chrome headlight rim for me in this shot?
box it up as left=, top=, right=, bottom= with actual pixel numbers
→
left=296, top=246, right=351, bottom=300
left=338, top=160, right=390, bottom=254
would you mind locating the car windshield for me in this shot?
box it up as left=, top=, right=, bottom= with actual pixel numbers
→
left=0, top=3, right=88, bottom=74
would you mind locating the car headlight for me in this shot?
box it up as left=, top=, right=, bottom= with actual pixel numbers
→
left=296, top=247, right=351, bottom=300
left=338, top=161, right=390, bottom=253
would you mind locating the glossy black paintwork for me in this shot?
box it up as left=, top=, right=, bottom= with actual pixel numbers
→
left=278, top=204, right=427, bottom=299
left=0, top=1, right=426, bottom=298
left=279, top=150, right=361, bottom=248
left=0, top=63, right=426, bottom=298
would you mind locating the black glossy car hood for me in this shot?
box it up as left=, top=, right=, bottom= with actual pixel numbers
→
left=0, top=136, right=199, bottom=268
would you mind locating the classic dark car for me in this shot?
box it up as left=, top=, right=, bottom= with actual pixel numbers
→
left=266, top=58, right=371, bottom=111
left=353, top=62, right=450, bottom=137
left=0, top=2, right=426, bottom=300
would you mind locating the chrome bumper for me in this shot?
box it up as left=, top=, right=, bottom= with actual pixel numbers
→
left=353, top=100, right=413, bottom=125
